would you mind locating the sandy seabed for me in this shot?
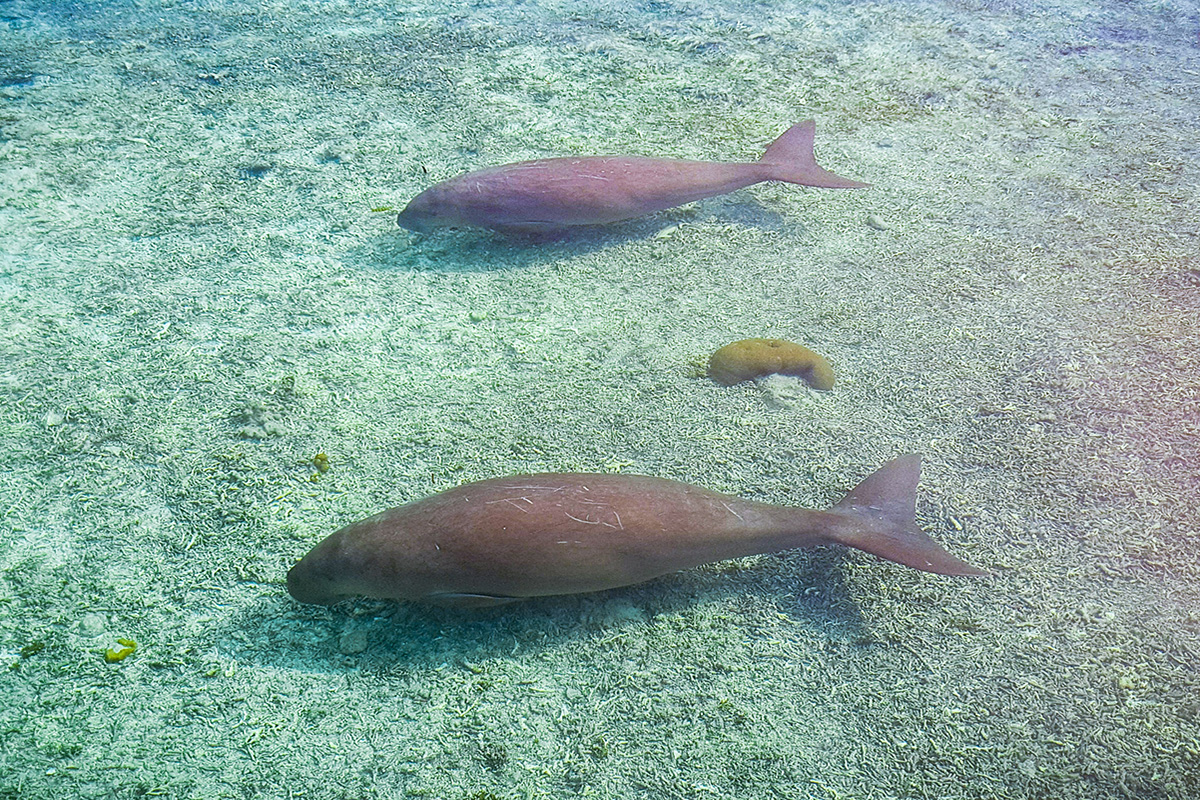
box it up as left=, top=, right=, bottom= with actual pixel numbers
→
left=1, top=0, right=1198, bottom=798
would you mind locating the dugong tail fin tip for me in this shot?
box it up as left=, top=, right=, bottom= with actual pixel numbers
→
left=760, top=121, right=871, bottom=189
left=831, top=455, right=989, bottom=577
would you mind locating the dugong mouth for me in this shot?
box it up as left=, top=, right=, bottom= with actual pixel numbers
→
left=396, top=206, right=429, bottom=232
left=286, top=560, right=348, bottom=605
left=396, top=192, right=445, bottom=232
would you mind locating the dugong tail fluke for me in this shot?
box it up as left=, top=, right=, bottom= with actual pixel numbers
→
left=830, top=455, right=987, bottom=576
left=759, top=120, right=871, bottom=189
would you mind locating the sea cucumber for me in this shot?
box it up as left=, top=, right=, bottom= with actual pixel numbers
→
left=708, top=338, right=834, bottom=390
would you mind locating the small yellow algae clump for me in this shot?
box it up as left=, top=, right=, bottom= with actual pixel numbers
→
left=313, top=452, right=331, bottom=473
left=708, top=338, right=834, bottom=390
left=104, top=638, right=137, bottom=663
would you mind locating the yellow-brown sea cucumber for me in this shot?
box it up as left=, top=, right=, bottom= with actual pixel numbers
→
left=708, top=338, right=834, bottom=390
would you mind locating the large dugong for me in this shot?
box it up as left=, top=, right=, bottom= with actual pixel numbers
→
left=395, top=120, right=868, bottom=234
left=287, top=456, right=986, bottom=608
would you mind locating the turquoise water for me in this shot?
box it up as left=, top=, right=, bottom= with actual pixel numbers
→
left=2, top=1, right=1198, bottom=798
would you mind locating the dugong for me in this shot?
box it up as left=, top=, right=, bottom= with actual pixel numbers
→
left=395, top=120, right=868, bottom=233
left=286, top=456, right=985, bottom=608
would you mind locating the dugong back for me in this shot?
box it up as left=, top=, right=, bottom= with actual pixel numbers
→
left=286, top=474, right=772, bottom=605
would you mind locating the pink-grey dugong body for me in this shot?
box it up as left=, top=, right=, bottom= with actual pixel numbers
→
left=396, top=121, right=868, bottom=234
left=286, top=456, right=985, bottom=608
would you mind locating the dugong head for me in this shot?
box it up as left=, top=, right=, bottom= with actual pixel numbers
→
left=286, top=553, right=352, bottom=605
left=396, top=187, right=458, bottom=232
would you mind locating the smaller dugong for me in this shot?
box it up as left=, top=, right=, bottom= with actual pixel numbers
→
left=396, top=120, right=868, bottom=234
left=287, top=456, right=986, bottom=608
